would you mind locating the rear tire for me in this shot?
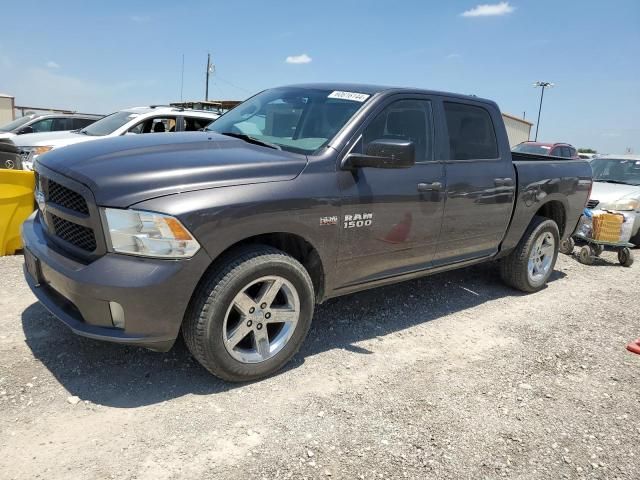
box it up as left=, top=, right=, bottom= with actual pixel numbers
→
left=182, top=245, right=315, bottom=382
left=500, top=216, right=560, bottom=292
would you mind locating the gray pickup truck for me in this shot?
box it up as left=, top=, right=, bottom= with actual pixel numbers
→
left=22, top=84, right=592, bottom=381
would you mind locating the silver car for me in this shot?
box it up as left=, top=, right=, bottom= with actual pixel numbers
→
left=588, top=155, right=640, bottom=245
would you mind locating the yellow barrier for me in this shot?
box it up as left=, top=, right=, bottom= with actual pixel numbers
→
left=0, top=169, right=35, bottom=256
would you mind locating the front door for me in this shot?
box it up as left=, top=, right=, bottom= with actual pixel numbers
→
left=335, top=97, right=445, bottom=288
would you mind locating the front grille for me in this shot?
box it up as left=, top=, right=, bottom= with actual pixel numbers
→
left=51, top=214, right=97, bottom=252
left=48, top=180, right=89, bottom=214
left=587, top=199, right=599, bottom=209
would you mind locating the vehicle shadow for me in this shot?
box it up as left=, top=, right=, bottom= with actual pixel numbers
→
left=21, top=263, right=566, bottom=408
left=566, top=251, right=628, bottom=267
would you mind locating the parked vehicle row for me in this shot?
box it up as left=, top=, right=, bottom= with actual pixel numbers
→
left=0, top=113, right=101, bottom=139
left=21, top=83, right=592, bottom=382
left=13, top=106, right=219, bottom=170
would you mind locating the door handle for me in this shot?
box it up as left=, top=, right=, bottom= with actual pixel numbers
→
left=417, top=182, right=442, bottom=192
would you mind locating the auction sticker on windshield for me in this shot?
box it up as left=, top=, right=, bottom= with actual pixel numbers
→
left=328, top=91, right=370, bottom=102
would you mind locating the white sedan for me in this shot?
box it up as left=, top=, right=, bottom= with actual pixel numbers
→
left=588, top=155, right=640, bottom=245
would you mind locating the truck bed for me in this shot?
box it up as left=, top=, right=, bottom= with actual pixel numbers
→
left=497, top=154, right=593, bottom=256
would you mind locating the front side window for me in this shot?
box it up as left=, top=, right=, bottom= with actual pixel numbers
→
left=73, top=118, right=96, bottom=129
left=362, top=99, right=433, bottom=163
left=52, top=118, right=74, bottom=131
left=207, top=87, right=369, bottom=154
left=444, top=102, right=498, bottom=160
left=184, top=116, right=213, bottom=131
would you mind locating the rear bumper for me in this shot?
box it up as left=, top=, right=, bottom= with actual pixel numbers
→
left=21, top=212, right=211, bottom=351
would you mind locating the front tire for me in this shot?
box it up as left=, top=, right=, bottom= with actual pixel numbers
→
left=182, top=246, right=315, bottom=382
left=500, top=216, right=560, bottom=292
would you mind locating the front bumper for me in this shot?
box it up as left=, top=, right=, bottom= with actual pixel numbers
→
left=21, top=212, right=211, bottom=351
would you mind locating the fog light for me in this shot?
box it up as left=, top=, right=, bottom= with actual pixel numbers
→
left=109, top=301, right=125, bottom=329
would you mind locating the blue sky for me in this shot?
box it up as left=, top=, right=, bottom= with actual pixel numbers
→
left=1, top=0, right=638, bottom=153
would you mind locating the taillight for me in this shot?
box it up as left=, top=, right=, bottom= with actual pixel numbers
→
left=585, top=180, right=593, bottom=208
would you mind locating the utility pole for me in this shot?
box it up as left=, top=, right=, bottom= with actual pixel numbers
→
left=205, top=53, right=215, bottom=101
left=533, top=81, right=554, bottom=141
left=180, top=54, right=185, bottom=101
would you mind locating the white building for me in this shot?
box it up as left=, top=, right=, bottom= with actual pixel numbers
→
left=502, top=112, right=533, bottom=147
left=0, top=94, right=15, bottom=125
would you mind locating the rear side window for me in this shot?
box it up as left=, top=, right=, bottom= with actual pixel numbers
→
left=444, top=102, right=498, bottom=160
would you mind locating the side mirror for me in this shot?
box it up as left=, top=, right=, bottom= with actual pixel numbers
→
left=343, top=139, right=415, bottom=169
left=18, top=126, right=34, bottom=135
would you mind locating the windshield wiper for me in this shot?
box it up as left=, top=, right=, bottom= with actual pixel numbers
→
left=219, top=132, right=281, bottom=150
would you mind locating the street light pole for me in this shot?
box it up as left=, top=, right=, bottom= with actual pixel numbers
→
left=533, top=81, right=554, bottom=141
left=205, top=53, right=211, bottom=101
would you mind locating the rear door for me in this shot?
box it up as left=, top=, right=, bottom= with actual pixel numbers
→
left=434, top=99, right=515, bottom=264
left=336, top=95, right=446, bottom=287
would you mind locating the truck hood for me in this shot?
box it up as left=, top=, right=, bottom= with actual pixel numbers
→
left=12, top=130, right=98, bottom=148
left=0, top=132, right=17, bottom=140
left=38, top=132, right=308, bottom=207
left=591, top=181, right=640, bottom=204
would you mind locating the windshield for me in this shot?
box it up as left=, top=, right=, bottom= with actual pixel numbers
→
left=512, top=143, right=552, bottom=155
left=206, top=87, right=370, bottom=154
left=80, top=111, right=143, bottom=136
left=0, top=115, right=36, bottom=132
left=591, top=158, right=640, bottom=186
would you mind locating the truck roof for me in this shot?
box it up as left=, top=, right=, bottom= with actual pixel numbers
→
left=284, top=83, right=497, bottom=106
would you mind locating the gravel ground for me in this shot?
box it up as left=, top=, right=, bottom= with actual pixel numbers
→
left=0, top=251, right=638, bottom=479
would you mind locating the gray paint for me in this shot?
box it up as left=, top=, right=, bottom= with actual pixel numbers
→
left=24, top=84, right=592, bottom=351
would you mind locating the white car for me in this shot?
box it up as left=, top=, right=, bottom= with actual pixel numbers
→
left=588, top=155, right=640, bottom=245
left=15, top=106, right=219, bottom=170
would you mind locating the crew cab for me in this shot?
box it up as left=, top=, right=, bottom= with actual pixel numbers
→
left=21, top=84, right=592, bottom=382
left=14, top=106, right=219, bottom=170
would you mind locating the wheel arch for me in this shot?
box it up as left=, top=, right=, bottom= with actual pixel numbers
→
left=195, top=232, right=326, bottom=305
left=534, top=199, right=567, bottom=237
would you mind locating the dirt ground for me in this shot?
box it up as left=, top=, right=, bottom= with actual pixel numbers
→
left=0, top=250, right=638, bottom=480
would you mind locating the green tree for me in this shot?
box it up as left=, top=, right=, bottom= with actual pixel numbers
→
left=578, top=148, right=597, bottom=154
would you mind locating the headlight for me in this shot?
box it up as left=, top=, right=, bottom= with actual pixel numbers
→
left=32, top=146, right=54, bottom=157
left=599, top=198, right=640, bottom=211
left=103, top=208, right=200, bottom=258
left=22, top=146, right=54, bottom=170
